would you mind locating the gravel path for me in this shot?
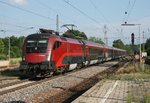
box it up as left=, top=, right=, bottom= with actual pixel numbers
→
left=0, top=61, right=118, bottom=103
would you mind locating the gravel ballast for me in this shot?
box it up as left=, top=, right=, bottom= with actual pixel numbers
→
left=0, top=61, right=118, bottom=103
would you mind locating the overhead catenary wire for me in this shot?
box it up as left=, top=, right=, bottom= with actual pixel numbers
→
left=121, top=0, right=134, bottom=43
left=121, top=0, right=137, bottom=45
left=0, top=1, right=55, bottom=21
left=63, top=0, right=102, bottom=28
left=127, top=0, right=131, bottom=12
left=0, top=1, right=59, bottom=35
left=123, top=0, right=137, bottom=23
left=127, top=0, right=137, bottom=21
left=123, top=0, right=131, bottom=23
left=0, top=29, right=20, bottom=33
left=88, top=0, right=123, bottom=39
left=89, top=0, right=110, bottom=23
left=36, top=0, right=77, bottom=25
left=32, top=0, right=83, bottom=34
left=0, top=14, right=56, bottom=29
left=0, top=22, right=33, bottom=29
left=0, top=22, right=35, bottom=35
left=0, top=22, right=56, bottom=33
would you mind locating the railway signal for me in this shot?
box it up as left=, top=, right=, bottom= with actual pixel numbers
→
left=121, top=23, right=141, bottom=63
left=131, top=33, right=134, bottom=45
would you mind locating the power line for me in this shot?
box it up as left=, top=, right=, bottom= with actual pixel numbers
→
left=88, top=0, right=123, bottom=37
left=0, top=14, right=56, bottom=29
left=89, top=0, right=110, bottom=23
left=123, top=0, right=137, bottom=23
left=127, top=0, right=137, bottom=20
left=63, top=0, right=102, bottom=27
left=122, top=0, right=137, bottom=40
left=36, top=0, right=64, bottom=24
left=36, top=0, right=78, bottom=25
left=0, top=22, right=32, bottom=29
left=0, top=1, right=55, bottom=21
left=17, top=27, right=35, bottom=33
left=127, top=0, right=131, bottom=11
left=0, top=29, right=19, bottom=33
left=123, top=0, right=131, bottom=22
left=0, top=22, right=56, bottom=32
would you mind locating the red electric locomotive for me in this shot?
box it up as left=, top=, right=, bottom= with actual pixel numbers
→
left=20, top=29, right=126, bottom=76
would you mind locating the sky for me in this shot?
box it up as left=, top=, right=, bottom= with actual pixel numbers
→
left=0, top=0, right=150, bottom=46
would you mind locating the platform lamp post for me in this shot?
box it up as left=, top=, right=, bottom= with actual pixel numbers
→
left=121, top=23, right=141, bottom=62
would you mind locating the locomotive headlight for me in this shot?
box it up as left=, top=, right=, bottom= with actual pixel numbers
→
left=22, top=53, right=25, bottom=61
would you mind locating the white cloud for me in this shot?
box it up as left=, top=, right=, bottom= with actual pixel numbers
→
left=10, top=0, right=27, bottom=5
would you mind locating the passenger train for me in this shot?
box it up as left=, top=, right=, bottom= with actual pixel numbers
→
left=20, top=29, right=126, bottom=76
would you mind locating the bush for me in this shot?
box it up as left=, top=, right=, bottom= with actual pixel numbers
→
left=10, top=59, right=21, bottom=65
left=0, top=54, right=7, bottom=60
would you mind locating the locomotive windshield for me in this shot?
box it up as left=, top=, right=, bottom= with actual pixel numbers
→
left=26, top=39, right=48, bottom=53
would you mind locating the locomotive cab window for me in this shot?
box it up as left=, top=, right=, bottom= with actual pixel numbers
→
left=53, top=41, right=62, bottom=50
left=37, top=40, right=48, bottom=47
left=26, top=40, right=36, bottom=47
left=26, top=39, right=48, bottom=53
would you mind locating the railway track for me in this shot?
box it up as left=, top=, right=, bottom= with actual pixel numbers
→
left=0, top=63, right=92, bottom=96
left=0, top=61, right=126, bottom=103
left=0, top=75, right=61, bottom=95
left=0, top=77, right=57, bottom=95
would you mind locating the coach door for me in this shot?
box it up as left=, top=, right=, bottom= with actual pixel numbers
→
left=84, top=46, right=89, bottom=66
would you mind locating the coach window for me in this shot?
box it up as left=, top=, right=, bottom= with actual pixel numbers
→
left=53, top=41, right=62, bottom=50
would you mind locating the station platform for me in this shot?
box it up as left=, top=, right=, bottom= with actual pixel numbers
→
left=72, top=80, right=127, bottom=103
left=73, top=78, right=150, bottom=103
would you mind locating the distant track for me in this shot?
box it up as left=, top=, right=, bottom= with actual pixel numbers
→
left=0, top=77, right=20, bottom=81
left=0, top=65, right=19, bottom=71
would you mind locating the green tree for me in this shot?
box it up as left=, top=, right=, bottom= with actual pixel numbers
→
left=10, top=36, right=25, bottom=58
left=10, top=36, right=18, bottom=47
left=18, top=36, right=25, bottom=48
left=145, top=38, right=150, bottom=56
left=1, top=36, right=25, bottom=58
left=113, top=39, right=125, bottom=49
left=11, top=46, right=21, bottom=58
left=113, top=39, right=132, bottom=54
left=63, top=30, right=87, bottom=40
left=0, top=38, right=5, bottom=54
left=2, top=37, right=9, bottom=56
left=124, top=45, right=132, bottom=54
left=88, top=37, right=104, bottom=44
